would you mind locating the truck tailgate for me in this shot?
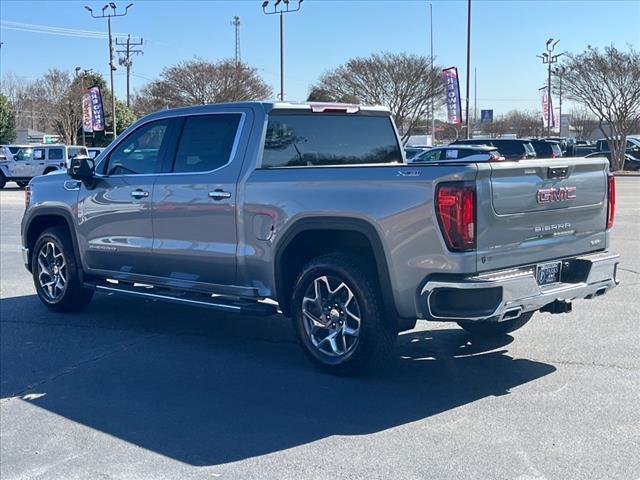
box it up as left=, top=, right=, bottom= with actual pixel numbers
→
left=475, top=157, right=609, bottom=272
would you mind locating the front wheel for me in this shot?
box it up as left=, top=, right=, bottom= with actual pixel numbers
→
left=0, top=174, right=6, bottom=189
left=291, top=253, right=397, bottom=375
left=16, top=181, right=29, bottom=189
left=457, top=312, right=533, bottom=337
left=32, top=227, right=94, bottom=312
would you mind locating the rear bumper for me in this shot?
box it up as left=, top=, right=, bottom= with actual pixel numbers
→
left=420, top=251, right=620, bottom=322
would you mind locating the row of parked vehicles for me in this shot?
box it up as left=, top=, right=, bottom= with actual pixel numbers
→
left=405, top=136, right=640, bottom=170
left=0, top=144, right=105, bottom=189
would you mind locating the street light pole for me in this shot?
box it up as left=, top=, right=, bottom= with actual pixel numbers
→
left=262, top=0, right=303, bottom=101
left=464, top=0, right=471, bottom=139
left=429, top=2, right=435, bottom=145
left=85, top=2, right=134, bottom=140
left=537, top=38, right=562, bottom=138
left=555, top=66, right=565, bottom=137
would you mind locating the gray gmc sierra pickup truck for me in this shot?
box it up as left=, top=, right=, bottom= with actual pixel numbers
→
left=21, top=102, right=620, bottom=374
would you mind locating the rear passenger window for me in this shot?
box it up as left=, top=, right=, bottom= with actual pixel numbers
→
left=262, top=114, right=402, bottom=167
left=48, top=148, right=63, bottom=160
left=172, top=114, right=241, bottom=173
left=495, top=141, right=522, bottom=155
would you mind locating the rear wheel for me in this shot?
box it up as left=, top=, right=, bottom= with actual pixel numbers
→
left=32, top=227, right=93, bottom=312
left=457, top=312, right=533, bottom=337
left=16, top=181, right=29, bottom=189
left=0, top=173, right=6, bottom=189
left=291, top=253, right=396, bottom=375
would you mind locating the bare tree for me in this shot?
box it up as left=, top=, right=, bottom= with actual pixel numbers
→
left=132, top=58, right=272, bottom=116
left=556, top=45, right=640, bottom=170
left=310, top=52, right=444, bottom=142
left=568, top=107, right=599, bottom=141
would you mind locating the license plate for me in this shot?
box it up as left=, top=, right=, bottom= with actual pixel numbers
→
left=536, top=261, right=562, bottom=285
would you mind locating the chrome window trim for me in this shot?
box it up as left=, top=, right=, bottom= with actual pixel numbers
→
left=95, top=111, right=247, bottom=179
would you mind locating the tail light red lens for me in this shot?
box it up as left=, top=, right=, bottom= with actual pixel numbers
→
left=607, top=173, right=615, bottom=230
left=435, top=182, right=476, bottom=251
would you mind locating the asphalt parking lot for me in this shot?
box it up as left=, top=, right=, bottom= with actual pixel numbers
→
left=1, top=178, right=638, bottom=480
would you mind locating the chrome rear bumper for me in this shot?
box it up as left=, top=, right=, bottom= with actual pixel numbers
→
left=420, top=251, right=620, bottom=322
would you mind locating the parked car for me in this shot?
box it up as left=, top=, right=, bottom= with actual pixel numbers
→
left=528, top=139, right=563, bottom=159
left=585, top=151, right=640, bottom=171
left=21, top=101, right=619, bottom=375
left=1, top=144, right=89, bottom=189
left=87, top=147, right=105, bottom=160
left=404, top=146, right=430, bottom=160
left=410, top=145, right=504, bottom=163
left=0, top=145, right=35, bottom=188
left=594, top=138, right=640, bottom=160
left=452, top=138, right=537, bottom=160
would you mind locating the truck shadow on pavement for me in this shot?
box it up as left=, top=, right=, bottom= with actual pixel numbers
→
left=1, top=293, right=556, bottom=466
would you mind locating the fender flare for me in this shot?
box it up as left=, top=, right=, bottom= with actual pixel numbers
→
left=23, top=207, right=83, bottom=279
left=273, top=216, right=402, bottom=324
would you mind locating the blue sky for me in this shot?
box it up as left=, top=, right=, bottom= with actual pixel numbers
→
left=1, top=0, right=638, bottom=115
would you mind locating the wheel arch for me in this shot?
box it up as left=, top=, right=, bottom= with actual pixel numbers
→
left=24, top=208, right=83, bottom=279
left=274, top=216, right=411, bottom=331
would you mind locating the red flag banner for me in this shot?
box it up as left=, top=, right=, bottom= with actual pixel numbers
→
left=442, top=67, right=463, bottom=125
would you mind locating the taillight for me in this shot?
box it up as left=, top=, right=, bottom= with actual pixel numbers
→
left=25, top=185, right=31, bottom=209
left=435, top=182, right=476, bottom=251
left=607, top=173, right=615, bottom=230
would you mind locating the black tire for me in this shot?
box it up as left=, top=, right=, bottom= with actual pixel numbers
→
left=0, top=173, right=6, bottom=189
left=32, top=227, right=93, bottom=312
left=291, top=252, right=396, bottom=375
left=43, top=168, right=57, bottom=175
left=457, top=312, right=533, bottom=337
left=16, top=181, right=29, bottom=189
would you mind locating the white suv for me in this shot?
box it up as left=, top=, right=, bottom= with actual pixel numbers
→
left=0, top=144, right=88, bottom=189
left=410, top=145, right=504, bottom=163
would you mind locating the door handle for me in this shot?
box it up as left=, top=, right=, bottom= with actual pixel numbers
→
left=130, top=190, right=149, bottom=199
left=208, top=190, right=231, bottom=200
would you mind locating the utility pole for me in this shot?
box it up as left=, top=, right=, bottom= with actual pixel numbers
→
left=429, top=2, right=435, bottom=145
left=231, top=16, right=241, bottom=65
left=537, top=38, right=562, bottom=138
left=262, top=0, right=303, bottom=101
left=464, top=0, right=471, bottom=139
left=85, top=2, right=134, bottom=140
left=116, top=34, right=144, bottom=107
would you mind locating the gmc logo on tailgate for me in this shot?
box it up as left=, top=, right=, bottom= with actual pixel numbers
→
left=537, top=186, right=577, bottom=204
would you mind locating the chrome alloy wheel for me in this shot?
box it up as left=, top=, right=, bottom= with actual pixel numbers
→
left=37, top=241, right=67, bottom=301
left=301, top=275, right=361, bottom=357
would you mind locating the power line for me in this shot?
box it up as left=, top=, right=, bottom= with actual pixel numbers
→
left=231, top=16, right=241, bottom=65
left=0, top=20, right=126, bottom=38
left=116, top=34, right=144, bottom=107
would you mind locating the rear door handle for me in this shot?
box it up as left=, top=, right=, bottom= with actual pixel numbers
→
left=208, top=190, right=231, bottom=200
left=130, top=190, right=149, bottom=199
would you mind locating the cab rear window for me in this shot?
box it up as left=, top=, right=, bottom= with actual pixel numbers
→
left=261, top=114, right=402, bottom=168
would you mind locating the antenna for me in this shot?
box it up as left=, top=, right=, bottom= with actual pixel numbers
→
left=231, top=16, right=241, bottom=65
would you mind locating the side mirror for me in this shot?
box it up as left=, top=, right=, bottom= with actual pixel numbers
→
left=67, top=155, right=96, bottom=187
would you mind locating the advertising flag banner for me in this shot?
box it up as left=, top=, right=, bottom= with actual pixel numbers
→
left=82, top=93, right=93, bottom=133
left=88, top=86, right=105, bottom=132
left=442, top=67, right=463, bottom=125
left=480, top=109, right=493, bottom=124
left=539, top=86, right=554, bottom=129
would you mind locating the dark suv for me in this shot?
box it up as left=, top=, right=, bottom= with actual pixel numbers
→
left=452, top=138, right=537, bottom=161
left=528, top=139, right=563, bottom=159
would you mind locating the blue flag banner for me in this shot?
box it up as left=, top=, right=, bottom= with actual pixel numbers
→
left=88, top=86, right=105, bottom=132
left=442, top=67, right=463, bottom=125
left=480, top=109, right=493, bottom=124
